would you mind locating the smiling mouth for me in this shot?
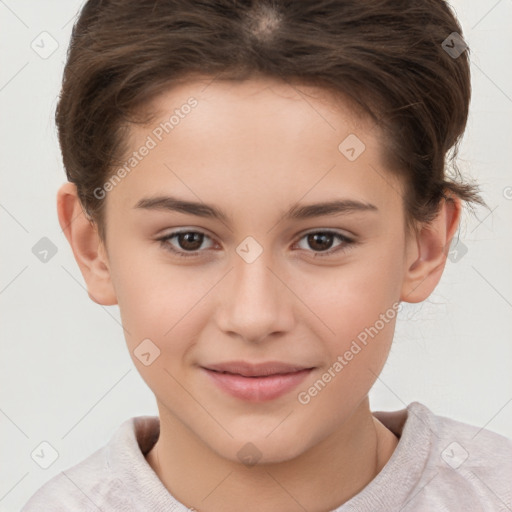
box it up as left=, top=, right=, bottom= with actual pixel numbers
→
left=202, top=360, right=314, bottom=377
left=201, top=363, right=314, bottom=402
left=210, top=370, right=301, bottom=378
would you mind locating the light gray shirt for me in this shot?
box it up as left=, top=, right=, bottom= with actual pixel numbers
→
left=21, top=402, right=512, bottom=511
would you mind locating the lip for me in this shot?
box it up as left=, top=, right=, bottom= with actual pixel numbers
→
left=201, top=361, right=314, bottom=402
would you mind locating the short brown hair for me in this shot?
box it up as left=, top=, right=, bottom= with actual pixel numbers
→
left=56, top=0, right=485, bottom=242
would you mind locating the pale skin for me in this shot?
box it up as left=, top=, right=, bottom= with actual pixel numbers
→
left=57, top=76, right=460, bottom=512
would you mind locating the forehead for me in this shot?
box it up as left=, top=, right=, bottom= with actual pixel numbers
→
left=140, top=75, right=373, bottom=137
left=111, top=76, right=403, bottom=218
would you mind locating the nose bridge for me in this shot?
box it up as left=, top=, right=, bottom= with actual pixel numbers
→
left=219, top=240, right=292, bottom=341
left=235, top=249, right=276, bottom=298
left=233, top=242, right=281, bottom=310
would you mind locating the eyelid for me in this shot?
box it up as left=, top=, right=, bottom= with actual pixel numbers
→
left=298, top=227, right=355, bottom=241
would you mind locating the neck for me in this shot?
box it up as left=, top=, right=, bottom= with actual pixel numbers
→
left=145, top=398, right=398, bottom=512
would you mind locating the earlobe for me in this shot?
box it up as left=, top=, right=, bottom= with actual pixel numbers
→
left=57, top=182, right=118, bottom=306
left=400, top=195, right=461, bottom=303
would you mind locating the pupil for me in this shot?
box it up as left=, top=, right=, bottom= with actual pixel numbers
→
left=309, top=233, right=332, bottom=251
left=180, top=232, right=202, bottom=250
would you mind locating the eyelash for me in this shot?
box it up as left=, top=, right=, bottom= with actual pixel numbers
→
left=156, top=229, right=355, bottom=259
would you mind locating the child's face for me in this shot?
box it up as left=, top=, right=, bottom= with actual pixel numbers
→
left=101, top=76, right=418, bottom=461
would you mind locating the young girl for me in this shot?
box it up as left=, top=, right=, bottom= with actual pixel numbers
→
left=22, top=0, right=511, bottom=510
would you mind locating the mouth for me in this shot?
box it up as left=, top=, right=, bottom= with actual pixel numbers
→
left=200, top=361, right=315, bottom=401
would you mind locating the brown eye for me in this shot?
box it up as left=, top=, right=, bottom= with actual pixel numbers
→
left=157, top=229, right=355, bottom=260
left=157, top=230, right=215, bottom=258
left=175, top=232, right=204, bottom=251
left=307, top=232, right=335, bottom=251
left=295, top=230, right=354, bottom=257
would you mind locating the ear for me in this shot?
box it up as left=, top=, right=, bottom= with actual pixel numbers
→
left=400, top=193, right=461, bottom=303
left=57, top=182, right=118, bottom=306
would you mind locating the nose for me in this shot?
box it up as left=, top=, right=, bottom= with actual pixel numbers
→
left=215, top=247, right=295, bottom=344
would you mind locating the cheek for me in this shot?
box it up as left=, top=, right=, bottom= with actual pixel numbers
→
left=108, top=246, right=167, bottom=341
left=111, top=259, right=213, bottom=421
left=294, top=271, right=400, bottom=432
left=298, top=245, right=403, bottom=341
left=111, top=257, right=203, bottom=402
left=292, top=241, right=403, bottom=401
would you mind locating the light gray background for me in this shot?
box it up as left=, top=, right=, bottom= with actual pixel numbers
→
left=1, top=1, right=511, bottom=510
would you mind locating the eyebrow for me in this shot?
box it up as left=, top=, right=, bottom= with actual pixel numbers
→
left=134, top=195, right=378, bottom=223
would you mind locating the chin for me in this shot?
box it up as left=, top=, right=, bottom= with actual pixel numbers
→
left=208, top=430, right=312, bottom=467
